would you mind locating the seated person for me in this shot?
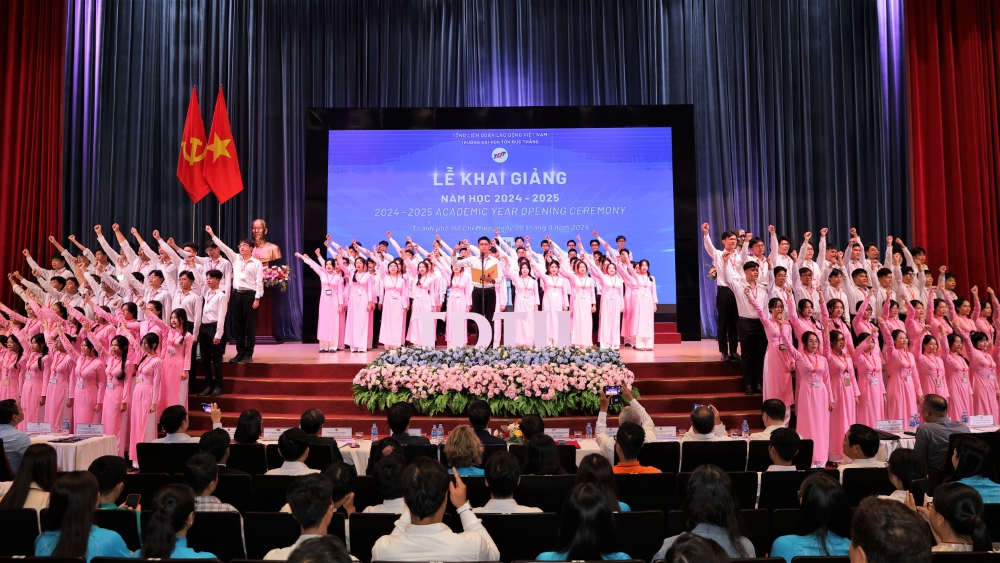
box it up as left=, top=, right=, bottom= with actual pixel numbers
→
left=444, top=425, right=486, bottom=477
left=234, top=408, right=263, bottom=444
left=134, top=484, right=218, bottom=559
left=522, top=434, right=567, bottom=476
left=914, top=394, right=969, bottom=471
left=153, top=404, right=222, bottom=443
left=612, top=422, right=660, bottom=474
left=266, top=429, right=321, bottom=476
left=468, top=400, right=507, bottom=446
left=0, top=443, right=56, bottom=513
left=300, top=408, right=344, bottom=463
left=0, top=399, right=30, bottom=472
left=363, top=455, right=407, bottom=514
left=281, top=462, right=356, bottom=519
left=850, top=497, right=932, bottom=563
left=366, top=436, right=402, bottom=477
left=520, top=414, right=545, bottom=442
left=917, top=482, right=994, bottom=552
left=371, top=458, right=499, bottom=561
left=838, top=424, right=885, bottom=480
left=681, top=404, right=729, bottom=441
left=576, top=453, right=630, bottom=512
left=199, top=427, right=248, bottom=475
left=287, top=535, right=353, bottom=563
left=881, top=447, right=929, bottom=505
left=595, top=386, right=656, bottom=461
left=947, top=436, right=1000, bottom=503
left=662, top=533, right=730, bottom=563
left=750, top=399, right=793, bottom=440
left=654, top=464, right=754, bottom=559
left=536, top=483, right=632, bottom=560
left=186, top=453, right=242, bottom=515
left=770, top=473, right=851, bottom=561
left=265, top=474, right=336, bottom=560
left=35, top=472, right=131, bottom=562
left=386, top=403, right=430, bottom=445
left=766, top=428, right=800, bottom=471
left=88, top=455, right=141, bottom=537
left=473, top=452, right=541, bottom=513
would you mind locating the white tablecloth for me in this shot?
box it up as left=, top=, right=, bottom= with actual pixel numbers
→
left=876, top=425, right=1000, bottom=462
left=30, top=434, right=118, bottom=472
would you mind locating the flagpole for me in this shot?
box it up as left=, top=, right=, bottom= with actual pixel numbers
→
left=192, top=202, right=196, bottom=243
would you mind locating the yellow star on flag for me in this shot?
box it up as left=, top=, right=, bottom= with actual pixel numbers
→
left=206, top=133, right=232, bottom=162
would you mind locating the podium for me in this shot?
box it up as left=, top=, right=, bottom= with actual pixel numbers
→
left=255, top=286, right=283, bottom=344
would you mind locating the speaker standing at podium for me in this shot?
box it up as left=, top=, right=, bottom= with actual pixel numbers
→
left=453, top=236, right=501, bottom=341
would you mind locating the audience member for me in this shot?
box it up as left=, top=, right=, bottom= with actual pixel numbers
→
left=474, top=452, right=541, bottom=513
left=770, top=473, right=851, bottom=561
left=186, top=453, right=242, bottom=516
left=750, top=399, right=792, bottom=440
left=300, top=408, right=345, bottom=463
left=536, top=483, right=631, bottom=560
left=522, top=434, right=568, bottom=475
left=613, top=422, right=660, bottom=474
left=520, top=414, right=545, bottom=442
left=323, top=462, right=357, bottom=518
left=881, top=448, right=929, bottom=505
left=576, top=453, right=630, bottom=511
left=654, top=464, right=754, bottom=559
left=595, top=387, right=656, bottom=461
left=135, top=484, right=218, bottom=559
left=153, top=404, right=223, bottom=443
left=947, top=436, right=1000, bottom=502
left=366, top=437, right=403, bottom=476
left=199, top=427, right=248, bottom=475
left=371, top=458, right=499, bottom=561
left=914, top=394, right=969, bottom=471
left=287, top=535, right=353, bottom=563
left=34, top=471, right=131, bottom=562
left=386, top=403, right=431, bottom=445
left=468, top=400, right=506, bottom=445
left=681, top=404, right=729, bottom=441
left=766, top=428, right=800, bottom=471
left=267, top=429, right=321, bottom=475
left=88, top=455, right=141, bottom=537
left=850, top=497, right=931, bottom=563
left=445, top=425, right=486, bottom=476
left=0, top=443, right=56, bottom=513
left=838, top=424, right=885, bottom=481
left=363, top=455, right=407, bottom=514
left=234, top=408, right=263, bottom=444
left=265, top=474, right=336, bottom=560
left=662, top=533, right=731, bottom=563
left=0, top=399, right=30, bottom=472
left=914, top=482, right=993, bottom=552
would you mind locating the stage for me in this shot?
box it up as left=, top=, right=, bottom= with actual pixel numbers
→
left=186, top=340, right=762, bottom=434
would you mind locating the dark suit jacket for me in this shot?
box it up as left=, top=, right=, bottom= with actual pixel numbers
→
left=475, top=427, right=508, bottom=446
left=390, top=431, right=431, bottom=445
left=307, top=435, right=345, bottom=463
left=216, top=464, right=249, bottom=476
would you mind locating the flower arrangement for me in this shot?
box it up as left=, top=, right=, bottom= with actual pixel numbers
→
left=707, top=263, right=717, bottom=280
left=352, top=346, right=637, bottom=417
left=263, top=265, right=293, bottom=291
left=497, top=419, right=523, bottom=444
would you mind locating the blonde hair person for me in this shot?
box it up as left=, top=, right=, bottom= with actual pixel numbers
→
left=444, top=425, right=485, bottom=477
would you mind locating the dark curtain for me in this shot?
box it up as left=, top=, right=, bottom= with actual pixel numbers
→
left=0, top=0, right=66, bottom=303
left=62, top=0, right=908, bottom=338
left=907, top=0, right=1000, bottom=297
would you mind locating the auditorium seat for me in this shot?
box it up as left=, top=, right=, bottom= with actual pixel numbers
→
left=479, top=512, right=559, bottom=561
left=513, top=475, right=576, bottom=513
left=509, top=444, right=579, bottom=473
left=114, top=472, right=175, bottom=505
left=931, top=553, right=1000, bottom=561
left=94, top=509, right=143, bottom=551
left=841, top=468, right=895, bottom=507
left=0, top=508, right=40, bottom=555
left=244, top=512, right=301, bottom=558
left=185, top=511, right=246, bottom=562
left=676, top=471, right=757, bottom=510
left=637, top=441, right=682, bottom=473
left=461, top=476, right=491, bottom=508
left=136, top=443, right=200, bottom=474
left=400, top=444, right=439, bottom=463
left=0, top=439, right=14, bottom=481
left=788, top=557, right=849, bottom=562
left=983, top=503, right=1000, bottom=542
left=252, top=474, right=298, bottom=511
left=227, top=443, right=268, bottom=475
left=680, top=441, right=749, bottom=472
left=759, top=470, right=837, bottom=511
left=940, top=433, right=1000, bottom=481
left=213, top=473, right=255, bottom=513
left=770, top=508, right=799, bottom=539
left=667, top=509, right=770, bottom=554
left=265, top=443, right=334, bottom=471
left=615, top=473, right=675, bottom=512
left=351, top=475, right=382, bottom=512
left=614, top=510, right=665, bottom=562
left=481, top=443, right=508, bottom=467
left=746, top=439, right=814, bottom=471
left=349, top=512, right=406, bottom=563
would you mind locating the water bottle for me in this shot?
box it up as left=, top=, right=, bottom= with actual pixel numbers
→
left=370, top=423, right=378, bottom=443
left=585, top=423, right=593, bottom=440
left=963, top=411, right=969, bottom=424
left=914, top=414, right=920, bottom=428
left=60, top=417, right=70, bottom=435
left=741, top=420, right=749, bottom=439
left=433, top=425, right=440, bottom=444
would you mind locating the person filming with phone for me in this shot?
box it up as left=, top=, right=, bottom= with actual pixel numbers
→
left=153, top=404, right=223, bottom=443
left=681, top=405, right=731, bottom=442
left=595, top=385, right=657, bottom=462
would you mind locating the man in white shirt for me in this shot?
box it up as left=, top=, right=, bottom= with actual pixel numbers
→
left=473, top=452, right=541, bottom=514
left=838, top=424, right=886, bottom=481
left=266, top=429, right=321, bottom=476
left=206, top=225, right=263, bottom=364
left=702, top=223, right=741, bottom=361
left=681, top=405, right=730, bottom=441
left=152, top=405, right=223, bottom=443
left=724, top=259, right=768, bottom=395
left=749, top=399, right=791, bottom=440
left=363, top=455, right=407, bottom=514
left=595, top=386, right=657, bottom=462
left=265, top=474, right=338, bottom=560
left=197, top=270, right=229, bottom=398
left=766, top=428, right=800, bottom=472
left=372, top=458, right=499, bottom=561
left=452, top=236, right=503, bottom=340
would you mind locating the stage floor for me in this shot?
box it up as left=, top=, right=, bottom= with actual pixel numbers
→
left=231, top=340, right=726, bottom=365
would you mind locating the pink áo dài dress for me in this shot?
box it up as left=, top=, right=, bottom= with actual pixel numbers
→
left=783, top=330, right=833, bottom=468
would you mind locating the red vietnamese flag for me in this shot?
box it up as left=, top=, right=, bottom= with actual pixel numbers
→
left=176, top=87, right=210, bottom=202
left=203, top=86, right=244, bottom=203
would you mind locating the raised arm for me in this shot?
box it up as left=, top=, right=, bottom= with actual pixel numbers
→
left=206, top=227, right=239, bottom=263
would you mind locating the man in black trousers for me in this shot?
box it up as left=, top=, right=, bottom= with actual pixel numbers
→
left=723, top=260, right=768, bottom=395
left=206, top=225, right=263, bottom=364
left=702, top=223, right=741, bottom=361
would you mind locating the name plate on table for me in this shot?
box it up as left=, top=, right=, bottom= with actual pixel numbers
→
left=27, top=422, right=52, bottom=434
left=407, top=428, right=423, bottom=437
left=223, top=427, right=236, bottom=439
left=876, top=420, right=904, bottom=432
left=75, top=423, right=104, bottom=435
left=969, top=415, right=995, bottom=428
left=263, top=428, right=289, bottom=441
left=323, top=427, right=353, bottom=439
left=655, top=426, right=678, bottom=440
left=546, top=428, right=570, bottom=439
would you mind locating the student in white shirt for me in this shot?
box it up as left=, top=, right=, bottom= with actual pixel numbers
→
left=363, top=455, right=407, bottom=514
left=265, top=474, right=338, bottom=560
left=473, top=452, right=542, bottom=514
left=766, top=428, right=801, bottom=472
left=681, top=405, right=730, bottom=441
left=838, top=424, right=886, bottom=480
left=286, top=536, right=354, bottom=563
left=750, top=399, right=791, bottom=440
left=266, top=429, right=320, bottom=476
left=152, top=404, right=223, bottom=443
left=372, top=458, right=499, bottom=561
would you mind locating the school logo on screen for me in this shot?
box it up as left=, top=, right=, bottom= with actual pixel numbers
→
left=491, top=147, right=508, bottom=163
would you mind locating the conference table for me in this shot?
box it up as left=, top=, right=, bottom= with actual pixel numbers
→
left=876, top=425, right=1000, bottom=462
left=30, top=434, right=118, bottom=471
